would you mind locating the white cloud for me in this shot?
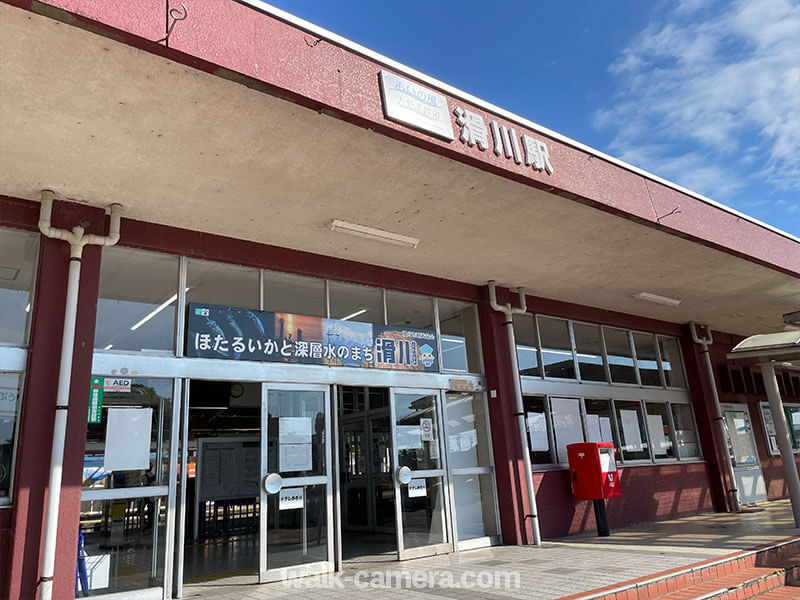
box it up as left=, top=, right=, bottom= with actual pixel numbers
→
left=595, top=0, right=800, bottom=206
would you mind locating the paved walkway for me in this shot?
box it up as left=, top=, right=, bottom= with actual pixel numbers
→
left=183, top=500, right=800, bottom=600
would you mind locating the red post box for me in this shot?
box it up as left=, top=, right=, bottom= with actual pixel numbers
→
left=567, top=442, right=621, bottom=500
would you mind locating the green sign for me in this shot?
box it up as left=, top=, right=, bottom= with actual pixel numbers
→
left=88, top=377, right=104, bottom=424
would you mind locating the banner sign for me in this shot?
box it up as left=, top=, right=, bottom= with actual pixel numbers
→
left=88, top=377, right=104, bottom=424
left=186, top=303, right=438, bottom=372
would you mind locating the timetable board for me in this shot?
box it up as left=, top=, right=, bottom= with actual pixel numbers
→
left=196, top=437, right=260, bottom=502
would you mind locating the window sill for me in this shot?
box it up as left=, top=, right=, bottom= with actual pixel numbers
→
left=531, top=458, right=706, bottom=473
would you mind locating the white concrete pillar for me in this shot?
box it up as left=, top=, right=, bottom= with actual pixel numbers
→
left=761, top=362, right=800, bottom=527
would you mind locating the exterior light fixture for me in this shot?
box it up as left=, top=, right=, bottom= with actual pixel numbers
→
left=340, top=308, right=367, bottom=321
left=329, top=219, right=419, bottom=248
left=634, top=292, right=681, bottom=307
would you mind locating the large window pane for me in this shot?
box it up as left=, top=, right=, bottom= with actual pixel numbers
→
left=451, top=474, right=498, bottom=540
left=659, top=336, right=687, bottom=388
left=95, top=247, right=178, bottom=353
left=83, top=378, right=173, bottom=490
left=0, top=372, right=23, bottom=504
left=513, top=314, right=540, bottom=377
left=329, top=281, right=384, bottom=324
left=400, top=476, right=446, bottom=549
left=550, top=397, right=584, bottom=464
left=645, top=402, right=674, bottom=459
left=394, top=393, right=440, bottom=470
left=604, top=328, right=637, bottom=384
left=263, top=270, right=326, bottom=317
left=438, top=300, right=482, bottom=373
left=584, top=399, right=617, bottom=449
left=634, top=333, right=662, bottom=387
left=538, top=316, right=576, bottom=379
left=573, top=322, right=606, bottom=382
left=446, top=392, right=492, bottom=469
left=614, top=400, right=650, bottom=461
left=386, top=290, right=434, bottom=329
left=79, top=496, right=166, bottom=595
left=524, top=396, right=551, bottom=465
left=0, top=228, right=37, bottom=346
left=671, top=403, right=700, bottom=459
left=186, top=258, right=259, bottom=310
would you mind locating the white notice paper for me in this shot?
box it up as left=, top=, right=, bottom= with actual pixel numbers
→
left=586, top=414, right=602, bottom=443
left=647, top=414, right=669, bottom=451
left=279, top=417, right=313, bottom=444
left=279, top=443, right=312, bottom=472
left=408, top=478, right=427, bottom=498
left=85, top=554, right=110, bottom=590
left=279, top=487, right=304, bottom=510
left=600, top=417, right=613, bottom=443
left=104, top=408, right=152, bottom=471
left=396, top=425, right=422, bottom=450
left=620, top=410, right=643, bottom=451
left=526, top=412, right=549, bottom=451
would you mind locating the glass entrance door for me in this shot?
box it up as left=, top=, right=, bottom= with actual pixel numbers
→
left=390, top=389, right=452, bottom=560
left=260, top=383, right=334, bottom=582
left=722, top=403, right=767, bottom=505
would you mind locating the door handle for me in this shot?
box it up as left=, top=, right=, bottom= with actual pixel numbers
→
left=395, top=465, right=412, bottom=485
left=264, top=472, right=283, bottom=494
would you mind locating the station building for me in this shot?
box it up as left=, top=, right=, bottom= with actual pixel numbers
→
left=1, top=1, right=799, bottom=599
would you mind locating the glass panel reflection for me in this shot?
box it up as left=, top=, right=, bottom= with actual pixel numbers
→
left=0, top=372, right=23, bottom=503
left=438, top=300, right=482, bottom=373
left=400, top=476, right=446, bottom=549
left=671, top=403, right=700, bottom=459
left=538, top=316, right=576, bottom=379
left=267, top=390, right=326, bottom=477
left=0, top=228, right=37, bottom=346
left=645, top=402, right=674, bottom=459
left=186, top=258, right=259, bottom=310
left=445, top=392, right=491, bottom=469
left=394, top=393, right=440, bottom=470
left=604, top=328, right=637, bottom=384
left=95, top=247, right=178, bottom=353
left=513, top=314, right=540, bottom=377
left=263, top=270, right=326, bottom=317
left=266, top=484, right=328, bottom=569
left=634, top=333, right=662, bottom=386
left=452, top=474, right=498, bottom=540
left=78, top=497, right=165, bottom=596
left=659, top=336, right=687, bottom=388
left=614, top=400, right=650, bottom=461
left=573, top=322, right=606, bottom=382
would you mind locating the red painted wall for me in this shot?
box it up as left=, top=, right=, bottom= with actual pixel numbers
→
left=534, top=463, right=715, bottom=538
left=2, top=199, right=105, bottom=600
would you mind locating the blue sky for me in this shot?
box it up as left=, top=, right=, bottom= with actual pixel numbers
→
left=261, top=0, right=800, bottom=237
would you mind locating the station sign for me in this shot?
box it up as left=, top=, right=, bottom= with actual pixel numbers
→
left=185, top=303, right=438, bottom=372
left=379, top=71, right=454, bottom=141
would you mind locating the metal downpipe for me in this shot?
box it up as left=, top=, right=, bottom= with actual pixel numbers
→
left=37, top=191, right=122, bottom=600
left=488, top=281, right=541, bottom=546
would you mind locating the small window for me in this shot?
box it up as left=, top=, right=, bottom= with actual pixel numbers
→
left=671, top=403, right=701, bottom=459
left=633, top=333, right=662, bottom=387
left=186, top=258, right=259, bottom=310
left=604, top=328, right=637, bottom=384
left=573, top=322, right=606, bottom=382
left=550, top=397, right=584, bottom=464
left=614, top=400, right=649, bottom=461
left=659, top=336, right=687, bottom=388
left=386, top=290, right=433, bottom=330
left=513, top=314, right=540, bottom=377
left=538, top=316, right=576, bottom=379
left=95, top=247, right=178, bottom=353
left=523, top=396, right=551, bottom=465
left=0, top=372, right=23, bottom=504
left=438, top=299, right=482, bottom=373
left=263, top=270, right=326, bottom=317
left=0, top=228, right=38, bottom=346
left=584, top=399, right=617, bottom=448
left=645, top=402, right=674, bottom=459
left=329, top=281, right=384, bottom=324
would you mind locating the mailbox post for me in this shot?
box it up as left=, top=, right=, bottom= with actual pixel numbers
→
left=567, top=442, right=621, bottom=536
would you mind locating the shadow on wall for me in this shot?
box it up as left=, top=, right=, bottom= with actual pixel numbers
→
left=534, top=462, right=714, bottom=539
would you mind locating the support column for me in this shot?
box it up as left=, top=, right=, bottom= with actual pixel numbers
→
left=762, top=362, right=800, bottom=527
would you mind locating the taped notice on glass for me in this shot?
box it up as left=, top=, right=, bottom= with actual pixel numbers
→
left=620, top=410, right=643, bottom=451
left=526, top=412, right=548, bottom=451
left=279, top=443, right=312, bottom=472
left=104, top=408, right=152, bottom=471
left=279, top=487, right=304, bottom=510
left=396, top=425, right=422, bottom=450
left=279, top=417, right=313, bottom=444
left=408, top=478, right=427, bottom=498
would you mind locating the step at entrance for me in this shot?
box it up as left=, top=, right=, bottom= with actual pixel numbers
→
left=562, top=538, right=800, bottom=600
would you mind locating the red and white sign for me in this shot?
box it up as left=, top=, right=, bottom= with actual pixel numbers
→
left=420, top=418, right=434, bottom=442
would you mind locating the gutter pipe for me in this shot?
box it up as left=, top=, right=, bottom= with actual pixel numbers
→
left=487, top=281, right=541, bottom=546
left=689, top=322, right=741, bottom=513
left=37, top=190, right=122, bottom=600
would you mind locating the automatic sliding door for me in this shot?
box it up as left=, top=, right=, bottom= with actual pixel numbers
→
left=260, top=384, right=334, bottom=582
left=390, top=389, right=451, bottom=560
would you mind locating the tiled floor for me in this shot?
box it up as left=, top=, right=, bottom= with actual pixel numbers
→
left=181, top=500, right=800, bottom=600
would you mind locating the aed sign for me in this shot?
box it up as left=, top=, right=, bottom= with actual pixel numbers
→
left=104, top=378, right=131, bottom=393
